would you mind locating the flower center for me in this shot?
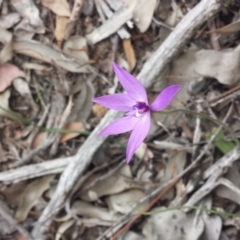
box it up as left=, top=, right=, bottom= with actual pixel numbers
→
left=133, top=102, right=149, bottom=117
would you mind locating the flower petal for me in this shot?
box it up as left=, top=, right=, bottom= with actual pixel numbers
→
left=126, top=112, right=151, bottom=163
left=113, top=62, right=148, bottom=103
left=99, top=115, right=140, bottom=136
left=150, top=85, right=181, bottom=111
left=93, top=93, right=136, bottom=112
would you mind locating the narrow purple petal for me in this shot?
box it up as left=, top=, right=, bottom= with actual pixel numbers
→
left=93, top=94, right=136, bottom=112
left=99, top=115, right=140, bottom=136
left=112, top=62, right=148, bottom=103
left=150, top=85, right=181, bottom=111
left=126, top=112, right=151, bottom=163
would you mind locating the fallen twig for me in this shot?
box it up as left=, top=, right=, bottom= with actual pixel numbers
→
left=0, top=200, right=33, bottom=240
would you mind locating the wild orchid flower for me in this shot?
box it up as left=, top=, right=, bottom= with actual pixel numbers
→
left=93, top=62, right=181, bottom=163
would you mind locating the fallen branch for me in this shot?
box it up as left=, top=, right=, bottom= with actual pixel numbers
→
left=32, top=0, right=224, bottom=238
left=0, top=157, right=71, bottom=183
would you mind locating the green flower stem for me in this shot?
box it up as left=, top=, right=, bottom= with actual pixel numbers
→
left=161, top=109, right=240, bottom=147
left=0, top=105, right=90, bottom=136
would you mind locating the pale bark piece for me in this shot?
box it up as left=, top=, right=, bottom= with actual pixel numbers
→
left=86, top=1, right=137, bottom=44
left=0, top=158, right=71, bottom=183
left=32, top=0, right=224, bottom=238
left=41, top=0, right=71, bottom=17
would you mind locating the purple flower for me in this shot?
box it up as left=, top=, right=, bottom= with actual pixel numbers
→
left=93, top=62, right=181, bottom=163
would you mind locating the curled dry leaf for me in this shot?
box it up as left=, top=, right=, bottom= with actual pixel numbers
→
left=10, top=0, right=45, bottom=34
left=0, top=26, right=13, bottom=64
left=0, top=181, right=28, bottom=206
left=200, top=198, right=222, bottom=240
left=80, top=165, right=134, bottom=201
left=106, top=189, right=148, bottom=214
left=194, top=49, right=240, bottom=85
left=68, top=80, right=95, bottom=122
left=13, top=40, right=93, bottom=73
left=0, top=13, right=21, bottom=29
left=41, top=0, right=71, bottom=17
left=0, top=63, right=25, bottom=92
left=142, top=208, right=204, bottom=240
left=69, top=200, right=118, bottom=221
left=60, top=122, right=85, bottom=143
left=15, top=175, right=54, bottom=222
left=123, top=38, right=136, bottom=71
left=122, top=0, right=157, bottom=32
left=55, top=219, right=74, bottom=240
left=63, top=36, right=89, bottom=64
left=157, top=150, right=187, bottom=200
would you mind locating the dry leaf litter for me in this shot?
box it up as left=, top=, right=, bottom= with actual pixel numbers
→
left=0, top=0, right=240, bottom=240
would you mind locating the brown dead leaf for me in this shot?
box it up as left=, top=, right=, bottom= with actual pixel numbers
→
left=41, top=0, right=71, bottom=17
left=0, top=63, right=25, bottom=92
left=123, top=38, right=136, bottom=71
left=0, top=26, right=13, bottom=64
left=92, top=104, right=108, bottom=118
left=54, top=16, right=69, bottom=46
left=32, top=132, right=47, bottom=148
left=60, top=122, right=85, bottom=143
left=15, top=175, right=54, bottom=222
